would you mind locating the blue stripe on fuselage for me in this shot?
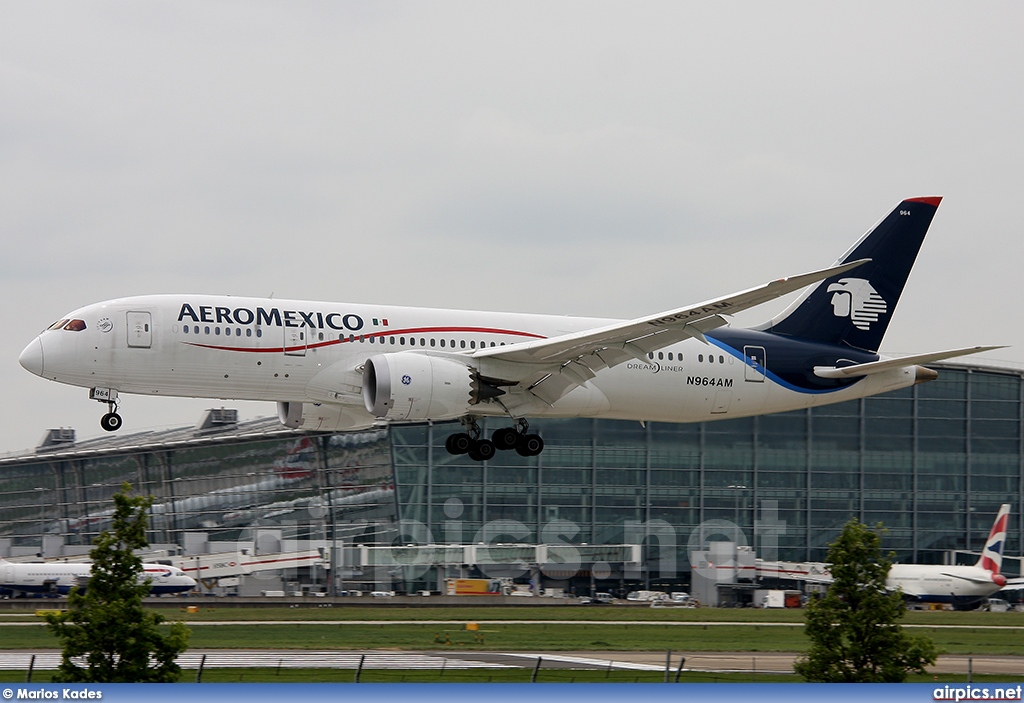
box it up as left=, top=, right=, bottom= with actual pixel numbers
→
left=708, top=328, right=878, bottom=395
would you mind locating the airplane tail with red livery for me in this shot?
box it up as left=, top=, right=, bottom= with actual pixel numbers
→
left=976, top=503, right=1011, bottom=586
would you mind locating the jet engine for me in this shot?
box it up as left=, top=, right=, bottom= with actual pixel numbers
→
left=362, top=353, right=480, bottom=421
left=277, top=401, right=375, bottom=432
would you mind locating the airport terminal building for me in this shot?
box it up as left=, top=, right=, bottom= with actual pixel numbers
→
left=0, top=360, right=1021, bottom=596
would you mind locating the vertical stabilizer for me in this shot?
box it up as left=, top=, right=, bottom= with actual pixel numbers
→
left=976, top=503, right=1011, bottom=574
left=765, top=197, right=942, bottom=352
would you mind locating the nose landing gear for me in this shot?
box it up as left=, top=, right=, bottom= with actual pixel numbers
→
left=90, top=387, right=122, bottom=432
left=444, top=418, right=544, bottom=461
left=100, top=409, right=123, bottom=432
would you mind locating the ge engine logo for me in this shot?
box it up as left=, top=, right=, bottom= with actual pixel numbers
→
left=401, top=375, right=412, bottom=385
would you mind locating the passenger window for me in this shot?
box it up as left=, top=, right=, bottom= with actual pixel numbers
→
left=719, top=355, right=725, bottom=364
left=440, top=339, right=446, bottom=348
left=698, top=354, right=704, bottom=362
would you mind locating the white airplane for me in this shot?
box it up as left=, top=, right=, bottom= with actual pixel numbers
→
left=20, top=197, right=999, bottom=460
left=0, top=558, right=196, bottom=596
left=887, top=504, right=1020, bottom=610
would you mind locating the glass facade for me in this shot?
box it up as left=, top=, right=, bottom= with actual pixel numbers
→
left=0, top=426, right=397, bottom=562
left=393, top=364, right=1024, bottom=583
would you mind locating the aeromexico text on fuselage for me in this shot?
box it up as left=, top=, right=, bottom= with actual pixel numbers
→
left=180, top=301, right=876, bottom=395
left=176, top=298, right=736, bottom=334
left=177, top=302, right=366, bottom=332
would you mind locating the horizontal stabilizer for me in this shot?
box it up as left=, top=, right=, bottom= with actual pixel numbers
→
left=813, top=346, right=1005, bottom=379
left=940, top=571, right=1000, bottom=585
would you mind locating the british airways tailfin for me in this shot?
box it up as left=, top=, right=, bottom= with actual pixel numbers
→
left=976, top=503, right=1010, bottom=575
left=764, top=197, right=942, bottom=353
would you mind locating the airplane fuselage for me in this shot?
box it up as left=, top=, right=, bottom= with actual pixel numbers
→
left=0, top=560, right=196, bottom=595
left=887, top=563, right=1007, bottom=606
left=21, top=294, right=916, bottom=433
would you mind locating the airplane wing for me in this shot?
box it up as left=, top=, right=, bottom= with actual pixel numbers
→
left=813, top=346, right=1006, bottom=379
left=473, top=259, right=869, bottom=406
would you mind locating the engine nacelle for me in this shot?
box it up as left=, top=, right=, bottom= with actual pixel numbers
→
left=362, top=353, right=475, bottom=421
left=277, top=401, right=375, bottom=432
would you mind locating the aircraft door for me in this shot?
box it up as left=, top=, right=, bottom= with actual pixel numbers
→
left=284, top=326, right=307, bottom=357
left=744, top=346, right=766, bottom=382
left=126, top=311, right=152, bottom=348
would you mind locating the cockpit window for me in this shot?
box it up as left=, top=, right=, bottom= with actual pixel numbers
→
left=47, top=319, right=69, bottom=331
left=63, top=319, right=87, bottom=332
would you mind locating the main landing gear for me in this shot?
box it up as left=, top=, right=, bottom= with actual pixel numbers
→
left=90, top=388, right=122, bottom=432
left=445, top=418, right=544, bottom=461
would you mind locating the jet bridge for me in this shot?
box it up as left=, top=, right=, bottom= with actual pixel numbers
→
left=174, top=549, right=327, bottom=590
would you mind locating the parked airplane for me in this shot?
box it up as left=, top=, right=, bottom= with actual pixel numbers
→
left=887, top=504, right=1021, bottom=610
left=20, top=197, right=999, bottom=460
left=0, top=558, right=196, bottom=596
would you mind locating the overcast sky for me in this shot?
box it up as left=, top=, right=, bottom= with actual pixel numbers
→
left=2, top=2, right=1022, bottom=453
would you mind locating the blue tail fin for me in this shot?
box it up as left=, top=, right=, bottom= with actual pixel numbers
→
left=764, top=197, right=941, bottom=353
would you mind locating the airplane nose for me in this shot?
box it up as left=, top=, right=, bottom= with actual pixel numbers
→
left=19, top=338, right=43, bottom=376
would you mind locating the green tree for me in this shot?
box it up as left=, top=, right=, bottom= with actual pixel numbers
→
left=46, top=483, right=190, bottom=682
left=794, top=518, right=937, bottom=682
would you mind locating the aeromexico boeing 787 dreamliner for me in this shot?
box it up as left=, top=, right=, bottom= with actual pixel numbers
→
left=20, top=197, right=998, bottom=460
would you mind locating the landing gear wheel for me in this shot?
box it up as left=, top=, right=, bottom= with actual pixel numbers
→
left=468, top=438, right=496, bottom=462
left=491, top=427, right=520, bottom=451
left=100, top=412, right=123, bottom=432
left=445, top=433, right=473, bottom=455
left=515, top=433, right=544, bottom=457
